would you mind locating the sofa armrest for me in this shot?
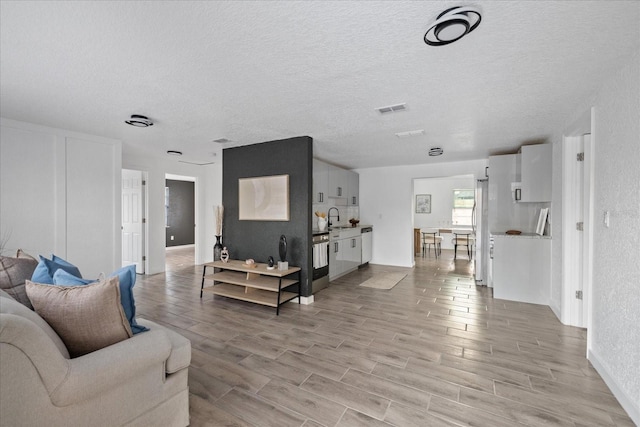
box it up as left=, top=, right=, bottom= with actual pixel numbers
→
left=137, top=318, right=191, bottom=373
left=50, top=328, right=171, bottom=407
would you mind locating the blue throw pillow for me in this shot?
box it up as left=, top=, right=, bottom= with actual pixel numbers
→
left=110, top=265, right=148, bottom=334
left=52, top=269, right=94, bottom=286
left=31, top=255, right=83, bottom=284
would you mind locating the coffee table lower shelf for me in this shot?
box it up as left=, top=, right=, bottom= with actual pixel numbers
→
left=202, top=283, right=298, bottom=308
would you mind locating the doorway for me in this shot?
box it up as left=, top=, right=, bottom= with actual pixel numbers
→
left=122, top=169, right=146, bottom=274
left=165, top=174, right=196, bottom=268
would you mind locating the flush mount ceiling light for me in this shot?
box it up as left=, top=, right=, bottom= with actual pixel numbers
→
left=125, top=114, right=154, bottom=127
left=424, top=6, right=481, bottom=46
left=166, top=150, right=182, bottom=156
left=429, top=147, right=444, bottom=156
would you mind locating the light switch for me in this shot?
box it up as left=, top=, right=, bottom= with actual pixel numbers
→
left=603, top=211, right=610, bottom=228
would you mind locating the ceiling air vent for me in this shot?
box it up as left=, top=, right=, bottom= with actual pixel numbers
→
left=213, top=138, right=230, bottom=143
left=376, top=103, right=406, bottom=114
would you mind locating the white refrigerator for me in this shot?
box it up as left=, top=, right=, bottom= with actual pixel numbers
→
left=473, top=179, right=489, bottom=286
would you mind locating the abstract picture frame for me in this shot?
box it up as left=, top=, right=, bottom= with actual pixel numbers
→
left=416, top=194, right=431, bottom=214
left=239, top=174, right=290, bottom=221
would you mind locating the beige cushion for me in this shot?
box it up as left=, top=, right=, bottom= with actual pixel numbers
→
left=0, top=249, right=38, bottom=309
left=0, top=291, right=70, bottom=358
left=26, top=277, right=133, bottom=358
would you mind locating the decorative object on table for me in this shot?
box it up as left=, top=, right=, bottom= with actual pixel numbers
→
left=315, top=211, right=327, bottom=231
left=278, top=234, right=288, bottom=270
left=213, top=205, right=224, bottom=260
left=220, top=247, right=229, bottom=263
left=267, top=256, right=275, bottom=270
left=349, top=218, right=360, bottom=227
left=243, top=258, right=257, bottom=268
left=238, top=175, right=290, bottom=221
left=416, top=194, right=431, bottom=213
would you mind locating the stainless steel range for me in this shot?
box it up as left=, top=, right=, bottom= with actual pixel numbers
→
left=311, top=232, right=329, bottom=293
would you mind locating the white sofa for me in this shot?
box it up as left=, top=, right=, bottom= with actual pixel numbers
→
left=0, top=289, right=191, bottom=426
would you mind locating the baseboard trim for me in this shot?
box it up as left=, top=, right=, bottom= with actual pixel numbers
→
left=588, top=348, right=639, bottom=425
left=291, top=296, right=314, bottom=305
left=549, top=300, right=562, bottom=322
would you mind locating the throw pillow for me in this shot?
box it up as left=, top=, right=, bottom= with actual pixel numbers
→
left=52, top=265, right=147, bottom=334
left=31, top=254, right=82, bottom=284
left=0, top=249, right=38, bottom=309
left=52, top=269, right=104, bottom=286
left=109, top=265, right=148, bottom=334
left=26, top=277, right=133, bottom=358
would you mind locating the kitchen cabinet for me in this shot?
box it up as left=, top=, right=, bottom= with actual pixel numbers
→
left=312, top=159, right=329, bottom=204
left=491, top=234, right=551, bottom=305
left=329, top=227, right=361, bottom=280
left=346, top=170, right=359, bottom=205
left=328, top=164, right=347, bottom=198
left=516, top=144, right=552, bottom=202
left=314, top=159, right=359, bottom=206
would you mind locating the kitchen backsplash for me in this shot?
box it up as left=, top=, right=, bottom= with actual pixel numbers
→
left=313, top=204, right=359, bottom=227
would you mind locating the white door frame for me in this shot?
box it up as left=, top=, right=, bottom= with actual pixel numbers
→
left=561, top=133, right=593, bottom=334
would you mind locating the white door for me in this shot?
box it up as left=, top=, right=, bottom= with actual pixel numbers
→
left=122, top=169, right=145, bottom=274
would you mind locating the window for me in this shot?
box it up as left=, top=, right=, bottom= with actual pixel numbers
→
left=452, top=189, right=474, bottom=225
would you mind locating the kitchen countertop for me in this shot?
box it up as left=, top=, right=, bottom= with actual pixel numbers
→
left=313, top=224, right=372, bottom=235
left=491, top=232, right=551, bottom=239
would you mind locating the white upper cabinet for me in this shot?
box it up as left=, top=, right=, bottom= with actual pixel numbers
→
left=346, top=170, right=359, bottom=206
left=314, top=159, right=359, bottom=206
left=328, top=164, right=347, bottom=198
left=312, top=159, right=329, bottom=204
left=519, top=144, right=552, bottom=202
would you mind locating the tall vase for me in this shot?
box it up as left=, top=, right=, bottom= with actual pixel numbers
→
left=214, top=235, right=223, bottom=261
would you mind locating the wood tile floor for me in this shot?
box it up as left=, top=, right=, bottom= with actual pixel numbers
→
left=134, top=246, right=634, bottom=426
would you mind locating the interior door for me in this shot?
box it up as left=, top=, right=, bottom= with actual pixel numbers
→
left=122, top=169, right=145, bottom=274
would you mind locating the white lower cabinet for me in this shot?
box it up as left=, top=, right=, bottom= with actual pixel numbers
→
left=491, top=235, right=551, bottom=305
left=329, top=229, right=361, bottom=280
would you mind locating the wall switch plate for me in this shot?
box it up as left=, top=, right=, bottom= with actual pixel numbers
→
left=603, top=211, right=610, bottom=228
left=171, top=235, right=175, bottom=240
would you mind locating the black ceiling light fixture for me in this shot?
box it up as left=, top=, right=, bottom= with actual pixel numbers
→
left=429, top=147, right=444, bottom=156
left=125, top=114, right=154, bottom=127
left=424, top=6, right=481, bottom=46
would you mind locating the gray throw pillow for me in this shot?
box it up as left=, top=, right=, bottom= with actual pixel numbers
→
left=0, top=249, right=38, bottom=309
left=26, top=277, right=133, bottom=358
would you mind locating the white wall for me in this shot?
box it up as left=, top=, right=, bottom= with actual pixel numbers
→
left=123, top=151, right=222, bottom=274
left=0, top=118, right=121, bottom=277
left=587, top=51, right=639, bottom=423
left=413, top=175, right=474, bottom=229
left=356, top=159, right=487, bottom=267
left=550, top=50, right=639, bottom=423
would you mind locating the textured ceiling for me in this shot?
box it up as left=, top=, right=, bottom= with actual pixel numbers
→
left=1, top=1, right=639, bottom=169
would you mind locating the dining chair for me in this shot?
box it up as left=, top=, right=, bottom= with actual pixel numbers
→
left=452, top=232, right=474, bottom=260
left=422, top=230, right=442, bottom=258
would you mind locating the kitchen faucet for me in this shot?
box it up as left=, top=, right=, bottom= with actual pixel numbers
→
left=327, top=207, right=340, bottom=227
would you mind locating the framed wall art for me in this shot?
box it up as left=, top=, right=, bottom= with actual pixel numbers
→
left=416, top=194, right=431, bottom=214
left=239, top=174, right=290, bottom=221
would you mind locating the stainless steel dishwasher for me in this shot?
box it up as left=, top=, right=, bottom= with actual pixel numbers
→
left=360, top=226, right=372, bottom=265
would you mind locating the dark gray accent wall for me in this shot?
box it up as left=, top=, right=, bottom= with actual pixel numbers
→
left=222, top=136, right=313, bottom=297
left=165, top=179, right=195, bottom=247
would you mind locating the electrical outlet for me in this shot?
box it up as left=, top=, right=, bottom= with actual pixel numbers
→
left=170, top=235, right=174, bottom=240
left=603, top=211, right=610, bottom=228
